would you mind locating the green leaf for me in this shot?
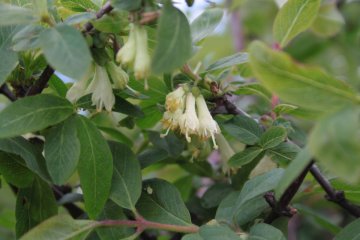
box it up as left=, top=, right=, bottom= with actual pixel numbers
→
left=44, top=116, right=80, bottom=185
left=248, top=223, right=286, bottom=240
left=191, top=8, right=223, bottom=43
left=75, top=115, right=113, bottom=219
left=0, top=151, right=34, bottom=187
left=113, top=95, right=144, bottom=118
left=311, top=2, right=344, bottom=37
left=273, top=0, right=321, bottom=47
left=0, top=3, right=38, bottom=26
left=205, top=52, right=248, bottom=72
left=136, top=178, right=193, bottom=226
left=274, top=148, right=312, bottom=198
left=258, top=126, right=287, bottom=149
left=182, top=233, right=202, bottom=240
left=0, top=26, right=19, bottom=84
left=0, top=137, right=50, bottom=181
left=235, top=196, right=268, bottom=226
left=152, top=2, right=192, bottom=74
left=267, top=142, right=300, bottom=165
left=223, top=115, right=263, bottom=145
left=96, top=201, right=133, bottom=240
left=60, top=0, right=99, bottom=12
left=16, top=178, right=58, bottom=238
left=228, top=147, right=264, bottom=168
left=273, top=104, right=298, bottom=115
left=199, top=225, right=240, bottom=240
left=309, top=107, right=360, bottom=183
left=148, top=131, right=185, bottom=158
left=111, top=0, right=141, bottom=11
left=91, top=11, right=127, bottom=33
left=201, top=183, right=233, bottom=209
left=234, top=83, right=271, bottom=101
left=0, top=94, right=74, bottom=139
left=249, top=41, right=358, bottom=112
left=294, top=204, right=341, bottom=235
left=138, top=147, right=168, bottom=169
left=19, top=214, right=95, bottom=240
left=48, top=74, right=68, bottom=97
left=235, top=168, right=284, bottom=212
left=334, top=218, right=360, bottom=240
left=108, top=141, right=142, bottom=212
left=39, top=24, right=92, bottom=80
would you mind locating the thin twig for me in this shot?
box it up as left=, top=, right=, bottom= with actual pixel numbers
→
left=310, top=164, right=360, bottom=218
left=83, top=1, right=113, bottom=32
left=0, top=84, right=16, bottom=101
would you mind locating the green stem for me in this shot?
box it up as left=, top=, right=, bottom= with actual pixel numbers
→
left=96, top=218, right=199, bottom=233
left=181, top=64, right=201, bottom=86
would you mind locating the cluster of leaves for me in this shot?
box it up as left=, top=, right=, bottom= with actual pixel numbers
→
left=0, top=0, right=360, bottom=239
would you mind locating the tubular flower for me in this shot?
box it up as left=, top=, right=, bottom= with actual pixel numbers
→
left=161, top=109, right=183, bottom=137
left=196, top=94, right=221, bottom=149
left=86, top=64, right=115, bottom=112
left=106, top=61, right=129, bottom=90
left=116, top=23, right=136, bottom=65
left=66, top=64, right=94, bottom=103
left=179, top=92, right=199, bottom=142
left=165, top=86, right=185, bottom=112
left=134, top=25, right=151, bottom=80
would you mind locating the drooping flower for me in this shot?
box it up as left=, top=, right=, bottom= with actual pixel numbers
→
left=106, top=61, right=129, bottom=90
left=86, top=64, right=115, bottom=112
left=116, top=23, right=136, bottom=65
left=165, top=86, right=185, bottom=112
left=196, top=94, right=221, bottom=149
left=66, top=64, right=94, bottom=103
left=161, top=109, right=183, bottom=137
left=133, top=25, right=151, bottom=80
left=179, top=92, right=199, bottom=142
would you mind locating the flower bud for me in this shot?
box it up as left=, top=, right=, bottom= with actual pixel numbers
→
left=106, top=61, right=129, bottom=90
left=134, top=25, right=151, bottom=80
left=116, top=24, right=136, bottom=65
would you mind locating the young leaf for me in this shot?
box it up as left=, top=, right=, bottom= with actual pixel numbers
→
left=274, top=148, right=312, bottom=198
left=228, top=147, right=264, bottom=168
left=0, top=26, right=19, bottom=85
left=248, top=223, right=286, bottom=240
left=191, top=8, right=224, bottom=43
left=0, top=137, right=50, bottom=181
left=223, top=115, right=263, bottom=145
left=334, top=218, right=360, bottom=240
left=0, top=151, right=35, bottom=188
left=311, top=2, right=344, bottom=37
left=75, top=115, right=113, bottom=219
left=16, top=178, right=58, bottom=238
left=0, top=3, right=38, bottom=26
left=249, top=41, right=358, bottom=112
left=258, top=126, right=287, bottom=149
left=0, top=94, right=74, bottom=139
left=273, top=0, right=321, bottom=47
left=136, top=179, right=193, bottom=226
left=44, top=116, right=80, bottom=185
left=152, top=2, right=192, bottom=74
left=309, top=107, right=360, bottom=183
left=108, top=141, right=142, bottom=212
left=60, top=0, right=100, bottom=12
left=19, top=215, right=95, bottom=240
left=39, top=24, right=92, bottom=80
left=205, top=52, right=248, bottom=72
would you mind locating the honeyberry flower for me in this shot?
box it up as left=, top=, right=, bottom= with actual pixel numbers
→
left=116, top=23, right=136, bottom=65
left=196, top=94, right=220, bottom=149
left=86, top=64, right=115, bottom=112
left=66, top=64, right=94, bottom=102
left=165, top=86, right=185, bottom=112
left=134, top=25, right=151, bottom=80
left=106, top=61, right=129, bottom=90
left=161, top=109, right=183, bottom=137
left=179, top=92, right=199, bottom=142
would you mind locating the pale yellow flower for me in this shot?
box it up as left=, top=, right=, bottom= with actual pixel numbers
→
left=179, top=92, right=199, bottom=142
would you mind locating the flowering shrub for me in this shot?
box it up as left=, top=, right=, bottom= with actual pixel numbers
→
left=0, top=0, right=359, bottom=239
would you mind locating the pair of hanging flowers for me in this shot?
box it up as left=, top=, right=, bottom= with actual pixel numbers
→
left=161, top=85, right=221, bottom=149
left=66, top=62, right=129, bottom=111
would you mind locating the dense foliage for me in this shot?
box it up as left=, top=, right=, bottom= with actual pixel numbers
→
left=0, top=0, right=359, bottom=239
